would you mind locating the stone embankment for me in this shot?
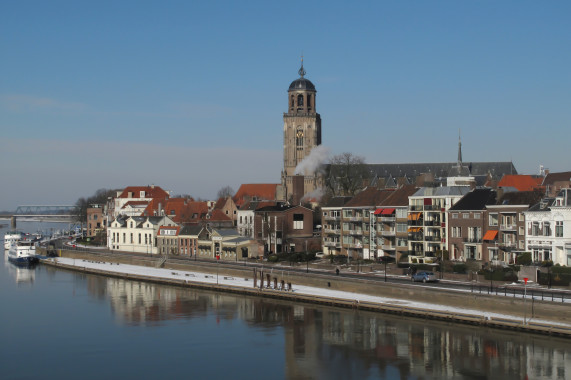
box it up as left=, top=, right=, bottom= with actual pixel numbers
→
left=41, top=249, right=571, bottom=338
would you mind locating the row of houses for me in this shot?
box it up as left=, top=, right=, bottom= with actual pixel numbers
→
left=321, top=173, right=571, bottom=267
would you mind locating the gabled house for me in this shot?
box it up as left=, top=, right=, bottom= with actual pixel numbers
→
left=111, top=185, right=170, bottom=218
left=213, top=196, right=238, bottom=226
left=448, top=188, right=497, bottom=262
left=107, top=215, right=176, bottom=254
left=233, top=183, right=280, bottom=208
left=254, top=204, right=316, bottom=254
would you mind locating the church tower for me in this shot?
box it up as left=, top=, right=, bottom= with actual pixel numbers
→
left=282, top=58, right=322, bottom=202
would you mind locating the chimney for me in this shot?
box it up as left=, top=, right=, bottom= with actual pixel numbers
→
left=292, top=175, right=304, bottom=205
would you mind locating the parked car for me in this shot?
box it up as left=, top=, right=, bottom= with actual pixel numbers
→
left=411, top=271, right=438, bottom=283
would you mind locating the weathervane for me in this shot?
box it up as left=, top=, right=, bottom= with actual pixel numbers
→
left=298, top=54, right=306, bottom=78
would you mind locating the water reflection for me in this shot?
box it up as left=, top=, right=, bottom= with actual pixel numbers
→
left=78, top=274, right=569, bottom=380
left=4, top=249, right=35, bottom=284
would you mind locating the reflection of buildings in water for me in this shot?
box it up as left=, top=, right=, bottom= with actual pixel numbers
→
left=4, top=250, right=35, bottom=284
left=85, top=276, right=246, bottom=325
left=282, top=307, right=569, bottom=380
left=77, top=272, right=568, bottom=379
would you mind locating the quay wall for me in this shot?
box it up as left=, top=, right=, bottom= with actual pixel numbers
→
left=47, top=249, right=571, bottom=338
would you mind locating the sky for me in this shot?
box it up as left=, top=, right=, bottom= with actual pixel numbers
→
left=1, top=1, right=570, bottom=211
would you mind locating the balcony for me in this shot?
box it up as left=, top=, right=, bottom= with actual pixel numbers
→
left=408, top=220, right=423, bottom=226
left=464, top=237, right=482, bottom=244
left=323, top=215, right=340, bottom=221
left=347, top=229, right=363, bottom=235
left=344, top=216, right=361, bottom=222
left=382, top=245, right=395, bottom=251
left=408, top=234, right=424, bottom=241
left=323, top=228, right=340, bottom=235
left=500, top=224, right=517, bottom=231
left=381, top=229, right=396, bottom=236
left=410, top=205, right=423, bottom=211
left=380, top=216, right=396, bottom=221
left=424, top=235, right=442, bottom=242
left=323, top=241, right=341, bottom=248
left=424, top=220, right=441, bottom=226
left=424, top=205, right=443, bottom=211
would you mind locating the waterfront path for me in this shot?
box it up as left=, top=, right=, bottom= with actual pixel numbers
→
left=41, top=255, right=571, bottom=338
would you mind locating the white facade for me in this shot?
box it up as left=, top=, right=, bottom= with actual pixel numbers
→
left=237, top=209, right=255, bottom=238
left=525, top=189, right=571, bottom=266
left=107, top=215, right=176, bottom=254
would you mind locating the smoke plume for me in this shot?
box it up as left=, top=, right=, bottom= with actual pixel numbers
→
left=294, top=145, right=330, bottom=175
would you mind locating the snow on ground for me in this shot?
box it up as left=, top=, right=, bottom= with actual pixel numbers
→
left=46, top=257, right=571, bottom=329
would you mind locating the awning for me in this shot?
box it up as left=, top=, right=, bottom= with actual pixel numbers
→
left=407, top=212, right=421, bottom=221
left=483, top=230, right=498, bottom=241
left=373, top=208, right=384, bottom=215
left=408, top=227, right=421, bottom=233
left=381, top=208, right=395, bottom=215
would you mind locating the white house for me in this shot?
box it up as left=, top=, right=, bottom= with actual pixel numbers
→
left=524, top=188, right=571, bottom=266
left=107, top=215, right=176, bottom=254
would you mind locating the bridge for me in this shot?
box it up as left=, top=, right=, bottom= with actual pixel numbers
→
left=0, top=205, right=77, bottom=220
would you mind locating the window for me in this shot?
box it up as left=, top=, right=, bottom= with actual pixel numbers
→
left=296, top=128, right=304, bottom=149
left=519, top=226, right=524, bottom=235
left=556, top=221, right=563, bottom=237
left=463, top=213, right=469, bottom=219
left=396, top=223, right=407, bottom=233
left=293, top=214, right=304, bottom=229
left=474, top=213, right=481, bottom=219
left=297, top=94, right=304, bottom=107
left=532, top=222, right=539, bottom=236
left=489, top=213, right=498, bottom=226
left=519, top=214, right=524, bottom=222
left=452, top=213, right=458, bottom=219
left=396, top=208, right=407, bottom=219
left=543, top=222, right=551, bottom=236
left=94, top=214, right=98, bottom=220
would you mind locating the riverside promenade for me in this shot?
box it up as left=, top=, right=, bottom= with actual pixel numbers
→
left=40, top=249, right=571, bottom=338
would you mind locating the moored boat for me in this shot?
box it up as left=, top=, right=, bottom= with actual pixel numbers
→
left=4, top=230, right=23, bottom=250
left=8, top=238, right=39, bottom=265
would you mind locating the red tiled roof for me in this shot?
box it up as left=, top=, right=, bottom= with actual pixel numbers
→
left=209, top=209, right=232, bottom=221
left=233, top=184, right=279, bottom=207
left=498, top=175, right=543, bottom=191
left=118, top=185, right=170, bottom=199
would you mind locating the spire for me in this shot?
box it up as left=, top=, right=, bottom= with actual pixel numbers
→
left=298, top=55, right=306, bottom=78
left=457, top=129, right=462, bottom=165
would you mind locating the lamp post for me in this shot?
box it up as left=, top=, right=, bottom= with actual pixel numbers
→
left=523, top=277, right=528, bottom=325
left=216, top=254, right=220, bottom=284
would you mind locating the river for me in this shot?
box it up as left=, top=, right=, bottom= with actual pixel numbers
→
left=1, top=220, right=569, bottom=379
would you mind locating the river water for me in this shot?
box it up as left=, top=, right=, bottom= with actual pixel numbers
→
left=1, top=220, right=569, bottom=379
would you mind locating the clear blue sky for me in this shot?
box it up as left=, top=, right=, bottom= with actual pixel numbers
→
left=1, top=1, right=569, bottom=211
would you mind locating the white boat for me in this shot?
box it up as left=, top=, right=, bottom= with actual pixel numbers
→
left=4, top=230, right=23, bottom=250
left=8, top=238, right=39, bottom=265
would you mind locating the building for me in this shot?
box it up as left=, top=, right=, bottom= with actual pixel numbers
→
left=86, top=204, right=105, bottom=238
left=107, top=215, right=176, bottom=254
left=281, top=59, right=323, bottom=201
left=408, top=186, right=471, bottom=262
left=447, top=188, right=497, bottom=262
left=254, top=203, right=316, bottom=254
left=485, top=190, right=543, bottom=264
left=110, top=185, right=170, bottom=218
left=524, top=188, right=571, bottom=266
left=321, top=197, right=353, bottom=257
left=375, top=185, right=419, bottom=262
left=542, top=171, right=571, bottom=197
left=335, top=188, right=394, bottom=260
left=195, top=227, right=259, bottom=261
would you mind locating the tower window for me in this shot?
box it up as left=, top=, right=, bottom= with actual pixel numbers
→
left=307, top=94, right=312, bottom=110
left=297, top=94, right=304, bottom=107
left=296, top=129, right=304, bottom=150
left=290, top=95, right=294, bottom=109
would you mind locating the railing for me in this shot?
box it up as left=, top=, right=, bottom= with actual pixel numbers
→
left=464, top=237, right=482, bottom=243
left=323, top=241, right=339, bottom=247
left=323, top=228, right=340, bottom=234
left=380, top=216, right=396, bottom=221
left=424, top=205, right=443, bottom=211
left=408, top=220, right=423, bottom=226
left=347, top=230, right=363, bottom=235
left=382, top=245, right=395, bottom=250
left=424, top=236, right=442, bottom=242
left=424, top=220, right=441, bottom=226
left=323, top=215, right=340, bottom=221
left=381, top=229, right=396, bottom=236
left=408, top=234, right=423, bottom=241
left=344, top=217, right=361, bottom=222
left=410, top=205, right=423, bottom=211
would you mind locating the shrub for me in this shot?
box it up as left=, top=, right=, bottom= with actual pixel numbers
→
left=516, top=252, right=532, bottom=265
left=453, top=263, right=468, bottom=274
left=267, top=254, right=279, bottom=263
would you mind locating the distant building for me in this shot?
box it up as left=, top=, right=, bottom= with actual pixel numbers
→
left=86, top=204, right=105, bottom=238
left=107, top=215, right=176, bottom=254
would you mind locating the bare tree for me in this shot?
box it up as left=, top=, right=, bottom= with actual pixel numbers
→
left=324, top=152, right=370, bottom=197
left=216, top=185, right=235, bottom=199
left=73, top=188, right=117, bottom=223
